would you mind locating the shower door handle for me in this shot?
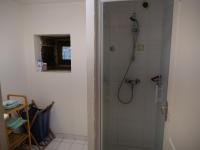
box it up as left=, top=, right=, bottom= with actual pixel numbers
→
left=161, top=101, right=168, bottom=122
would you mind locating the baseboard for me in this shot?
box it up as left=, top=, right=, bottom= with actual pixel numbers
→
left=55, top=133, right=88, bottom=141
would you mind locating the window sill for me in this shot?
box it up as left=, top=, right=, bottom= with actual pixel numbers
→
left=41, top=70, right=71, bottom=73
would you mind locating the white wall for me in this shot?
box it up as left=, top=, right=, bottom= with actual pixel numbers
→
left=0, top=0, right=27, bottom=97
left=0, top=1, right=26, bottom=148
left=21, top=2, right=87, bottom=136
left=0, top=0, right=88, bottom=137
left=164, top=0, right=200, bottom=150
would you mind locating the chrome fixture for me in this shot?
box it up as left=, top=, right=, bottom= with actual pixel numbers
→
left=117, top=13, right=140, bottom=104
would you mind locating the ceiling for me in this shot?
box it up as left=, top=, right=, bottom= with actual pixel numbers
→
left=13, top=0, right=84, bottom=4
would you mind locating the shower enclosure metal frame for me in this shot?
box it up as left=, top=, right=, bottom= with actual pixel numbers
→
left=97, top=0, right=174, bottom=150
left=97, top=1, right=143, bottom=150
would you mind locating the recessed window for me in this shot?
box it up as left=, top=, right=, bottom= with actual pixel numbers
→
left=35, top=35, right=71, bottom=71
left=62, top=46, right=71, bottom=60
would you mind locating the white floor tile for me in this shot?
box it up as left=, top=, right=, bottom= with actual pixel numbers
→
left=45, top=140, right=61, bottom=150
left=69, top=143, right=84, bottom=150
left=74, top=139, right=88, bottom=145
left=62, top=138, right=75, bottom=143
left=45, top=137, right=88, bottom=150
left=55, top=133, right=65, bottom=138
left=56, top=141, right=72, bottom=150
left=54, top=138, right=63, bottom=142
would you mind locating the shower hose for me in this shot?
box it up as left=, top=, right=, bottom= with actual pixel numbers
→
left=117, top=30, right=139, bottom=104
left=117, top=59, right=135, bottom=104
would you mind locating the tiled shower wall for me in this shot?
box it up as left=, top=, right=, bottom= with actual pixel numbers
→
left=103, top=0, right=165, bottom=149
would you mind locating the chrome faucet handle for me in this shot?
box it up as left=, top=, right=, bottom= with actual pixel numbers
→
left=151, top=75, right=162, bottom=86
left=125, top=78, right=141, bottom=85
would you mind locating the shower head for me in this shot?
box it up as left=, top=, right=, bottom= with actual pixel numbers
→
left=130, top=13, right=136, bottom=22
left=130, top=16, right=137, bottom=22
left=130, top=13, right=140, bottom=33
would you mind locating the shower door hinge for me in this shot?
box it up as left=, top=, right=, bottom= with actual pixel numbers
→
left=161, top=101, right=168, bottom=122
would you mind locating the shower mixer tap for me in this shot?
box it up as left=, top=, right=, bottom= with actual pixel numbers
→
left=151, top=75, right=162, bottom=85
left=125, top=78, right=141, bottom=86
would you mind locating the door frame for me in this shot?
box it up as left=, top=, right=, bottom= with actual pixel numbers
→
left=0, top=84, right=8, bottom=150
left=86, top=0, right=181, bottom=150
left=162, top=0, right=182, bottom=149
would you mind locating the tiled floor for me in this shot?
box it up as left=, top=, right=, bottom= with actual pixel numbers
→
left=45, top=137, right=88, bottom=150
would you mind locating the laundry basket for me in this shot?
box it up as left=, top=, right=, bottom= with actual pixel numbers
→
left=20, top=100, right=55, bottom=149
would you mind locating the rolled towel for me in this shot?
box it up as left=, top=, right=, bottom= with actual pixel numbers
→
left=3, top=99, right=22, bottom=109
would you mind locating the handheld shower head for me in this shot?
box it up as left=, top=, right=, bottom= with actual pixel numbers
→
left=130, top=13, right=136, bottom=21
left=130, top=13, right=140, bottom=33
left=130, top=16, right=137, bottom=22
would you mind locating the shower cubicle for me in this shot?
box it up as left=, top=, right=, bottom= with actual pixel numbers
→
left=99, top=0, right=174, bottom=150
